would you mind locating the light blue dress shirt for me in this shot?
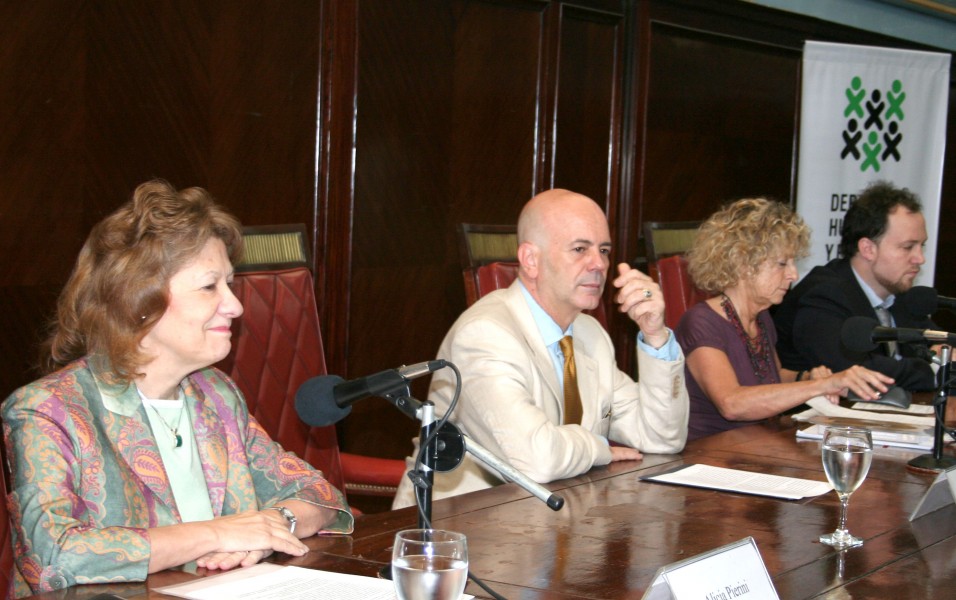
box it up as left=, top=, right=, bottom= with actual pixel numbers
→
left=851, top=266, right=896, bottom=318
left=518, top=281, right=679, bottom=393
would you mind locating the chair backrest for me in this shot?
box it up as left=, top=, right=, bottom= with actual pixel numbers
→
left=642, top=220, right=704, bottom=325
left=643, top=220, right=702, bottom=266
left=475, top=261, right=609, bottom=329
left=475, top=261, right=520, bottom=299
left=237, top=223, right=311, bottom=271
left=656, top=254, right=711, bottom=330
left=458, top=223, right=519, bottom=306
left=216, top=224, right=346, bottom=491
left=460, top=223, right=610, bottom=327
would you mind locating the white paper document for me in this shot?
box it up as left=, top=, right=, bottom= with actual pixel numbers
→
left=797, top=423, right=934, bottom=450
left=793, top=396, right=935, bottom=428
left=641, top=464, right=832, bottom=500
left=153, top=562, right=474, bottom=600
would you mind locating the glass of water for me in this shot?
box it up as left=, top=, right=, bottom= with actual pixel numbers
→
left=819, top=426, right=873, bottom=549
left=392, top=529, right=468, bottom=600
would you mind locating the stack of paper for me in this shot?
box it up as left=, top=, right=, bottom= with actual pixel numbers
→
left=792, top=396, right=936, bottom=428
left=796, top=423, right=934, bottom=450
left=791, top=396, right=939, bottom=450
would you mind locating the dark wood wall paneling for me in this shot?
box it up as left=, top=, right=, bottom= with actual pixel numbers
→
left=938, top=76, right=956, bottom=333
left=642, top=26, right=799, bottom=213
left=1, top=0, right=954, bottom=501
left=337, top=0, right=629, bottom=457
left=0, top=1, right=325, bottom=398
left=1, top=3, right=86, bottom=395
left=553, top=4, right=631, bottom=353
left=635, top=0, right=956, bottom=325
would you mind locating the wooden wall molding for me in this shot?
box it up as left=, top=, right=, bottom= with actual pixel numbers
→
left=0, top=0, right=952, bottom=478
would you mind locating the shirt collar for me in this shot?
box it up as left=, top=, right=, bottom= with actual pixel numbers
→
left=518, top=281, right=572, bottom=347
left=851, top=264, right=895, bottom=310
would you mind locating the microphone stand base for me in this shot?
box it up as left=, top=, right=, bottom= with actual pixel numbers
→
left=907, top=454, right=956, bottom=473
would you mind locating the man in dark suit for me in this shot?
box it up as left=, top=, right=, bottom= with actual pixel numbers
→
left=773, top=181, right=936, bottom=392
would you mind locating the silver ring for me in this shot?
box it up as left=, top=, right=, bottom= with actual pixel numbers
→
left=643, top=289, right=652, bottom=299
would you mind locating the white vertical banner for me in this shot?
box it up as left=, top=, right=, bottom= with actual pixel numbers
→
left=796, top=41, right=950, bottom=285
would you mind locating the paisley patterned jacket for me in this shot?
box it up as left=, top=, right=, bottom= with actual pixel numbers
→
left=1, top=357, right=353, bottom=597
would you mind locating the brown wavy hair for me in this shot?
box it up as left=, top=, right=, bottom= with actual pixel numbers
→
left=687, top=197, right=810, bottom=294
left=41, top=179, right=244, bottom=381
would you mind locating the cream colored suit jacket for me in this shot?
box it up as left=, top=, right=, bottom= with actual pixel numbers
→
left=393, top=281, right=688, bottom=508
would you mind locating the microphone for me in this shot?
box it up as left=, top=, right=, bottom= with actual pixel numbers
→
left=422, top=422, right=565, bottom=511
left=900, top=286, right=956, bottom=315
left=462, top=433, right=564, bottom=511
left=841, top=316, right=956, bottom=353
left=295, top=376, right=353, bottom=426
left=295, top=360, right=448, bottom=427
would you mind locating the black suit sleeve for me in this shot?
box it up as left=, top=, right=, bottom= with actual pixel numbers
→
left=791, top=281, right=936, bottom=392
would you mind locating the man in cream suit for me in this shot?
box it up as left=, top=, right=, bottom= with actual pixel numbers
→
left=393, top=189, right=688, bottom=508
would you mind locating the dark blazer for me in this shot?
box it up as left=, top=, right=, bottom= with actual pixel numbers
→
left=772, top=258, right=936, bottom=391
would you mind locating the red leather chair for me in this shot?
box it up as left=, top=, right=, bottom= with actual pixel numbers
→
left=655, top=254, right=711, bottom=330
left=475, top=261, right=609, bottom=329
left=642, top=220, right=702, bottom=274
left=458, top=223, right=519, bottom=306
left=217, top=225, right=404, bottom=506
left=460, top=224, right=610, bottom=327
left=475, top=261, right=520, bottom=300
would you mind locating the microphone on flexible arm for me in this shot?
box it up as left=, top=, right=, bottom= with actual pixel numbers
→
left=452, top=425, right=564, bottom=511
left=938, top=295, right=956, bottom=311
left=294, top=361, right=566, bottom=513
left=896, top=287, right=956, bottom=364
left=294, top=360, right=448, bottom=427
left=898, top=286, right=956, bottom=317
left=840, top=316, right=956, bottom=353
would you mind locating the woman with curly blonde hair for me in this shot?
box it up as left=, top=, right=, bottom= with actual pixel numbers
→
left=675, top=198, right=891, bottom=441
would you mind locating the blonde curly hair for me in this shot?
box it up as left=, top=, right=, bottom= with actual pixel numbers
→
left=687, top=197, right=810, bottom=294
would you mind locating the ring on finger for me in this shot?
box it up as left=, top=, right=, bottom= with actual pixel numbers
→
left=643, top=289, right=652, bottom=299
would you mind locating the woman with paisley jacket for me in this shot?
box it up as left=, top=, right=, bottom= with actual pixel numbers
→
left=2, top=180, right=352, bottom=597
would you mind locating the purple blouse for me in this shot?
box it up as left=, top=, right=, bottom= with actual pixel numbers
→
left=675, top=301, right=780, bottom=441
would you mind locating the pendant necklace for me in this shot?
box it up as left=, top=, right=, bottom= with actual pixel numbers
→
left=148, top=403, right=186, bottom=448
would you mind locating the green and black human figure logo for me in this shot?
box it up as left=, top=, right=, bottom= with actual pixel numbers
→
left=840, top=76, right=905, bottom=172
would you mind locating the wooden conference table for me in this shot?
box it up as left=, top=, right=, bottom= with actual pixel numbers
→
left=23, top=412, right=956, bottom=600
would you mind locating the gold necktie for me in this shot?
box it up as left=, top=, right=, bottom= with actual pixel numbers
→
left=559, top=336, right=582, bottom=425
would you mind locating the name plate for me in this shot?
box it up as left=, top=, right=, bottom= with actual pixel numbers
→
left=642, top=537, right=778, bottom=600
left=910, top=465, right=956, bottom=521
